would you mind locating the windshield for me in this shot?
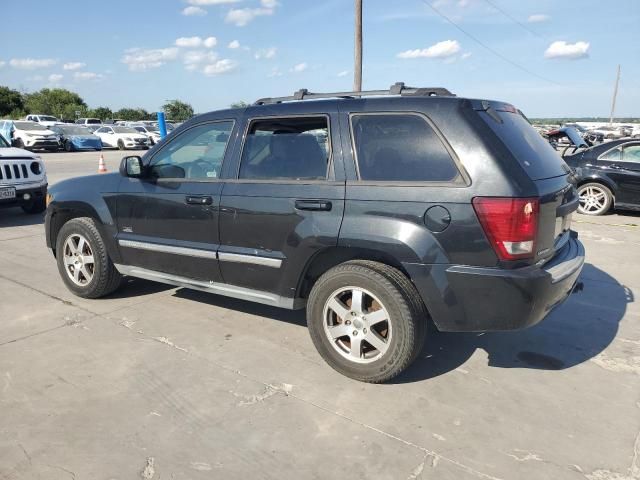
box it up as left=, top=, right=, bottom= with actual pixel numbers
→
left=40, top=116, right=58, bottom=122
left=57, top=125, right=92, bottom=135
left=14, top=122, right=48, bottom=131
left=0, top=134, right=9, bottom=147
left=113, top=127, right=139, bottom=134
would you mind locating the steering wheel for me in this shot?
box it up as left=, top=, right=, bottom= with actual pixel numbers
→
left=187, top=159, right=215, bottom=179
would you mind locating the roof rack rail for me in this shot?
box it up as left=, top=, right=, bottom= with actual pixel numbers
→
left=253, top=82, right=454, bottom=105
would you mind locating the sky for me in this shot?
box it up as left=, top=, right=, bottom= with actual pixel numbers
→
left=1, top=0, right=638, bottom=117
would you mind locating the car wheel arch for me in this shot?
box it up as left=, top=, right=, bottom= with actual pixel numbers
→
left=49, top=207, right=108, bottom=257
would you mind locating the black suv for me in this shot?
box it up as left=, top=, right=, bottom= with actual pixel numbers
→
left=45, top=83, right=584, bottom=383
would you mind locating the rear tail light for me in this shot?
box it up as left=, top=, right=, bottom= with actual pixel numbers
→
left=472, top=197, right=539, bottom=261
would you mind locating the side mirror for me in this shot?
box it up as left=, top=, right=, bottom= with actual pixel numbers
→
left=120, top=156, right=144, bottom=178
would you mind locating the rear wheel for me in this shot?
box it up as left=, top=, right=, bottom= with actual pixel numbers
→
left=55, top=217, right=122, bottom=298
left=577, top=182, right=613, bottom=216
left=307, top=261, right=426, bottom=383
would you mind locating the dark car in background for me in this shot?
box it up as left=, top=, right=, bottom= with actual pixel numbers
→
left=44, top=83, right=584, bottom=383
left=50, top=124, right=103, bottom=152
left=564, top=139, right=640, bottom=215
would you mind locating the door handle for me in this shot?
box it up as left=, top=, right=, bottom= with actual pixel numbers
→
left=186, top=195, right=213, bottom=205
left=295, top=199, right=332, bottom=211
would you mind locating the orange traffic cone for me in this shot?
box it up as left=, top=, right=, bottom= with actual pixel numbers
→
left=98, top=154, right=107, bottom=174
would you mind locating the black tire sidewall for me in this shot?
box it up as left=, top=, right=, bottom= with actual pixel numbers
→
left=21, top=198, right=46, bottom=214
left=55, top=218, right=110, bottom=298
left=118, top=140, right=125, bottom=150
left=577, top=182, right=613, bottom=215
left=308, top=266, right=416, bottom=382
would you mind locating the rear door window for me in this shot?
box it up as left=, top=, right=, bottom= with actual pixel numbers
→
left=350, top=113, right=460, bottom=182
left=239, top=116, right=330, bottom=180
left=480, top=110, right=568, bottom=180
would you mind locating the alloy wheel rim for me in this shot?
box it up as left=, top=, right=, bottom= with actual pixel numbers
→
left=322, top=286, right=392, bottom=364
left=63, top=234, right=95, bottom=286
left=578, top=186, right=607, bottom=214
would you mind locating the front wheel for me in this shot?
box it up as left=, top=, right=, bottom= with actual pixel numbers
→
left=577, top=182, right=613, bottom=216
left=55, top=217, right=122, bottom=298
left=117, top=139, right=125, bottom=150
left=307, top=261, right=426, bottom=383
left=64, top=140, right=73, bottom=152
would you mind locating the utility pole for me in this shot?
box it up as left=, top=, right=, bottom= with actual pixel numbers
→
left=354, top=0, right=363, bottom=92
left=609, top=64, right=620, bottom=126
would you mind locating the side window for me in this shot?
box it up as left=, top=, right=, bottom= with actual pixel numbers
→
left=149, top=121, right=234, bottom=180
left=239, top=116, right=330, bottom=180
left=351, top=113, right=460, bottom=182
left=622, top=145, right=640, bottom=163
left=600, top=147, right=621, bottom=161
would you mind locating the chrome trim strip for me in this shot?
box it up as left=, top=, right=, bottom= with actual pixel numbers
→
left=218, top=252, right=282, bottom=268
left=113, top=264, right=303, bottom=309
left=118, top=239, right=217, bottom=260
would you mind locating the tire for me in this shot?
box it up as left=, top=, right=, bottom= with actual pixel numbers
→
left=21, top=197, right=46, bottom=214
left=64, top=140, right=73, bottom=152
left=55, top=217, right=122, bottom=298
left=14, top=138, right=25, bottom=149
left=577, top=182, right=613, bottom=216
left=307, top=261, right=426, bottom=383
left=117, top=139, right=125, bottom=150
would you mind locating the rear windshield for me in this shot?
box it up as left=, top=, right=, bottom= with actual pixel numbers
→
left=481, top=110, right=568, bottom=180
left=86, top=118, right=102, bottom=124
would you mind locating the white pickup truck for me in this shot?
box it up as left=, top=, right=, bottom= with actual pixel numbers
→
left=0, top=133, right=47, bottom=214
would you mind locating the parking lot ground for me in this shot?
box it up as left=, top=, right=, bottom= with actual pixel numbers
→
left=1, top=151, right=639, bottom=480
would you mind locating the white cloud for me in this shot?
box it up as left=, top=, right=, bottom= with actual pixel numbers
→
left=182, top=6, right=207, bottom=16
left=290, top=62, right=307, bottom=73
left=48, top=74, right=63, bottom=83
left=226, top=7, right=274, bottom=26
left=397, top=40, right=461, bottom=59
left=228, top=40, right=240, bottom=49
left=0, top=61, right=5, bottom=68
left=203, top=36, right=217, bottom=48
left=63, top=62, right=86, bottom=71
left=528, top=14, right=550, bottom=23
left=203, top=59, right=237, bottom=76
left=9, top=58, right=57, bottom=69
left=183, top=50, right=218, bottom=66
left=26, top=75, right=44, bottom=82
left=461, top=52, right=472, bottom=60
left=187, top=0, right=239, bottom=4
left=544, top=41, right=589, bottom=60
left=267, top=67, right=283, bottom=77
left=254, top=47, right=277, bottom=59
left=74, top=71, right=104, bottom=80
left=260, top=0, right=279, bottom=7
left=176, top=36, right=203, bottom=48
left=337, top=70, right=349, bottom=77
left=122, top=47, right=179, bottom=71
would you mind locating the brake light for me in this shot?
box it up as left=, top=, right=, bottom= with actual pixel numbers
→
left=472, top=197, right=539, bottom=261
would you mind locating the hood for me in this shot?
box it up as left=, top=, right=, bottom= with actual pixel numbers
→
left=0, top=147, right=38, bottom=159
left=69, top=134, right=100, bottom=141
left=23, top=128, right=57, bottom=136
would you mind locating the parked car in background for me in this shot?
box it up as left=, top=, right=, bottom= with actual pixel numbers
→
left=75, top=118, right=102, bottom=126
left=588, top=126, right=624, bottom=140
left=85, top=125, right=103, bottom=133
left=50, top=125, right=102, bottom=152
left=0, top=120, right=60, bottom=152
left=44, top=83, right=584, bottom=382
left=25, top=114, right=63, bottom=127
left=93, top=125, right=149, bottom=150
left=131, top=125, right=162, bottom=145
left=0, top=133, right=47, bottom=214
left=564, top=139, right=640, bottom=215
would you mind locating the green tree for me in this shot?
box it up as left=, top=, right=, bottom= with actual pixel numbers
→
left=162, top=99, right=194, bottom=122
left=0, top=86, right=25, bottom=117
left=91, top=106, right=113, bottom=120
left=23, top=88, right=87, bottom=119
left=114, top=108, right=150, bottom=121
left=230, top=101, right=249, bottom=109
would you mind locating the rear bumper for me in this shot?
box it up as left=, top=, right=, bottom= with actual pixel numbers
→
left=0, top=183, right=47, bottom=209
left=405, top=232, right=585, bottom=332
